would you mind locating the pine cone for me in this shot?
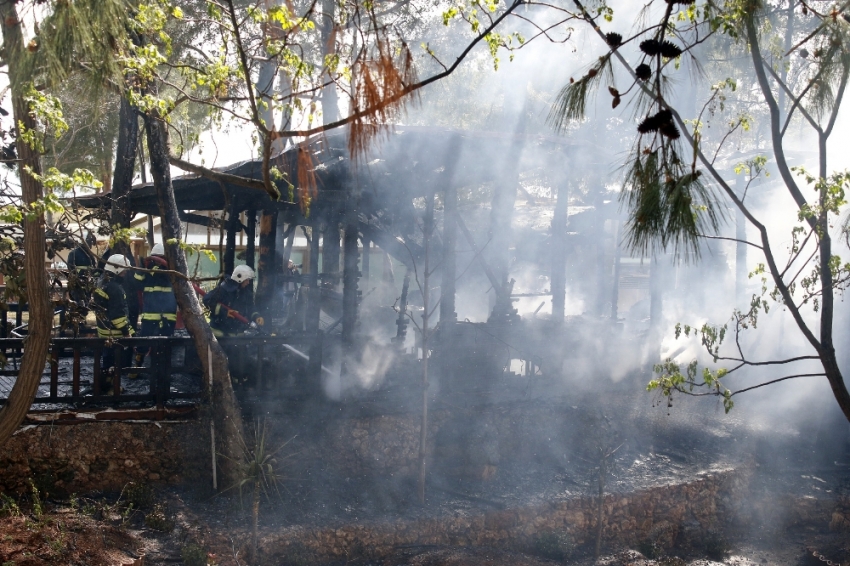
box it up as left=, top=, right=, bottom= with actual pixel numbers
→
left=635, top=63, right=652, bottom=81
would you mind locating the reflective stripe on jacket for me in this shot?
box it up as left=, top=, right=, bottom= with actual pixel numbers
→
left=134, top=256, right=178, bottom=321
left=93, top=273, right=134, bottom=337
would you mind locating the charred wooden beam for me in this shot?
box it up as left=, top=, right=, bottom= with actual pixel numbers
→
left=178, top=211, right=225, bottom=229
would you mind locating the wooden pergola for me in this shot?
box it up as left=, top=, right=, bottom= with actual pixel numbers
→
left=79, top=126, right=584, bottom=377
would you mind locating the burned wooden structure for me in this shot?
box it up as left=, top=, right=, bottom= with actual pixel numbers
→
left=76, top=126, right=618, bottom=394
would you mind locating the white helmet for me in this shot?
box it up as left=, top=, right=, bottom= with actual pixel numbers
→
left=150, top=243, right=165, bottom=256
left=231, top=265, right=255, bottom=283
left=104, top=254, right=130, bottom=275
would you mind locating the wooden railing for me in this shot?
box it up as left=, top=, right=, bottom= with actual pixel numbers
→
left=0, top=332, right=323, bottom=408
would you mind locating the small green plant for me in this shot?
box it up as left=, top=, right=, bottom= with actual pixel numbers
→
left=29, top=480, right=43, bottom=519
left=80, top=498, right=101, bottom=519
left=530, top=530, right=576, bottom=561
left=0, top=493, right=21, bottom=517
left=46, top=523, right=66, bottom=555
left=144, top=503, right=174, bottom=532
left=125, top=482, right=154, bottom=510
left=181, top=543, right=210, bottom=566
left=222, top=419, right=296, bottom=566
left=3, top=560, right=16, bottom=566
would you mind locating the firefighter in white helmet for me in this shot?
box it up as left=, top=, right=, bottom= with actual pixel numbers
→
left=202, top=265, right=264, bottom=338
left=93, top=254, right=134, bottom=392
left=131, top=242, right=178, bottom=377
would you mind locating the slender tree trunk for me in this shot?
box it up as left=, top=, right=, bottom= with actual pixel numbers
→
left=0, top=2, right=53, bottom=446
left=321, top=0, right=339, bottom=124
left=143, top=111, right=245, bottom=483
left=111, top=97, right=140, bottom=256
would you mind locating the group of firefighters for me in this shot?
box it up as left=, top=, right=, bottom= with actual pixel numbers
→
left=68, top=237, right=299, bottom=392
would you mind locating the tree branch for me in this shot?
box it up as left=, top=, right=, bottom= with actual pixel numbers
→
left=168, top=155, right=279, bottom=197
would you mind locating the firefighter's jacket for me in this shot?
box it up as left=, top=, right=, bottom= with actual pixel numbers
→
left=67, top=246, right=96, bottom=273
left=93, top=272, right=134, bottom=338
left=134, top=255, right=177, bottom=323
left=203, top=278, right=257, bottom=337
left=99, top=250, right=140, bottom=324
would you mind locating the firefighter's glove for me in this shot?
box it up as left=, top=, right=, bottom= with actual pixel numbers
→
left=226, top=308, right=238, bottom=318
left=254, top=317, right=265, bottom=327
left=248, top=321, right=259, bottom=331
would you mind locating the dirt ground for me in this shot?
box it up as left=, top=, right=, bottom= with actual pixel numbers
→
left=0, top=486, right=847, bottom=566
left=0, top=509, right=140, bottom=566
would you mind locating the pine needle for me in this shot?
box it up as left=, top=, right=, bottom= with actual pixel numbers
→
left=348, top=38, right=418, bottom=160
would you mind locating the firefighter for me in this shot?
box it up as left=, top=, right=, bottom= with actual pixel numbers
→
left=202, top=265, right=264, bottom=337
left=131, top=243, right=177, bottom=376
left=93, top=254, right=134, bottom=391
left=65, top=232, right=97, bottom=325
left=99, top=247, right=141, bottom=332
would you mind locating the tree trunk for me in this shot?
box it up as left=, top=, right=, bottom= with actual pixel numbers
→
left=111, top=97, right=140, bottom=257
left=143, top=111, right=245, bottom=483
left=0, top=2, right=54, bottom=446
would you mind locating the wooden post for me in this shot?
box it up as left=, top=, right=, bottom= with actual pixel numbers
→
left=650, top=254, right=663, bottom=330
left=245, top=209, right=257, bottom=269
left=551, top=179, right=569, bottom=322
left=361, top=235, right=370, bottom=283
left=440, top=179, right=458, bottom=323
left=439, top=134, right=462, bottom=324
left=342, top=213, right=360, bottom=349
left=610, top=219, right=621, bottom=321
left=594, top=190, right=607, bottom=316
left=306, top=219, right=321, bottom=333
left=306, top=216, right=323, bottom=388
left=256, top=209, right=278, bottom=309
left=223, top=196, right=239, bottom=275
left=323, top=217, right=341, bottom=288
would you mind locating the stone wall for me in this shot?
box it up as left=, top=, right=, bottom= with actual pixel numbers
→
left=0, top=419, right=210, bottom=495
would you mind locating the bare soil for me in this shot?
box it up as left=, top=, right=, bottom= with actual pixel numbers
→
left=0, top=510, right=140, bottom=566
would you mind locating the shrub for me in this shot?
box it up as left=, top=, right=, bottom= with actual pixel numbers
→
left=181, top=543, right=211, bottom=566
left=530, top=530, right=576, bottom=561
left=144, top=504, right=174, bottom=532
left=124, top=482, right=154, bottom=510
